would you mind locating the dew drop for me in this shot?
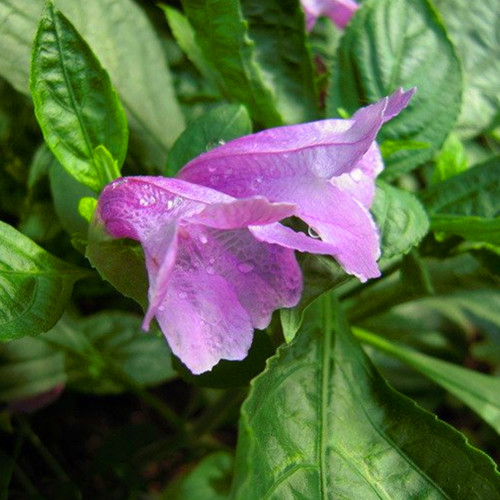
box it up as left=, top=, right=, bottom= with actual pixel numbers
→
left=308, top=227, right=321, bottom=239
left=199, top=233, right=208, bottom=244
left=158, top=305, right=165, bottom=312
left=238, top=262, right=254, bottom=273
left=206, top=266, right=216, bottom=275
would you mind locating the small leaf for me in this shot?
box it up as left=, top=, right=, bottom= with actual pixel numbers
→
left=78, top=197, right=97, bottom=223
left=354, top=326, right=500, bottom=435
left=161, top=452, right=233, bottom=500
left=166, top=104, right=252, bottom=176
left=327, top=0, right=463, bottom=178
left=231, top=296, right=500, bottom=499
left=0, top=221, right=89, bottom=341
left=371, top=181, right=430, bottom=258
left=43, top=313, right=175, bottom=394
left=30, top=1, right=128, bottom=192
left=432, top=133, right=468, bottom=184
left=420, top=156, right=500, bottom=217
left=0, top=336, right=66, bottom=401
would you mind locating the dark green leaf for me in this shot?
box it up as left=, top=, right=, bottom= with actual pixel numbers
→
left=0, top=336, right=65, bottom=401
left=180, top=0, right=282, bottom=127
left=327, top=0, right=462, bottom=178
left=431, top=215, right=500, bottom=246
left=43, top=313, right=175, bottom=394
left=240, top=0, right=319, bottom=123
left=231, top=296, right=500, bottom=499
left=0, top=450, right=14, bottom=500
left=420, top=156, right=500, bottom=217
left=371, top=181, right=429, bottom=258
left=161, top=452, right=233, bottom=500
left=354, top=326, right=500, bottom=434
left=0, top=221, right=89, bottom=341
left=167, top=104, right=252, bottom=176
left=433, top=0, right=500, bottom=138
left=30, top=2, right=128, bottom=192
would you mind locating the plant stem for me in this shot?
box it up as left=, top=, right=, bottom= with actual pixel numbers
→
left=17, top=416, right=70, bottom=484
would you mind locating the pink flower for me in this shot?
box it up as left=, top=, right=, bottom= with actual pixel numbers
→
left=179, top=88, right=415, bottom=282
left=96, top=178, right=302, bottom=374
left=300, top=0, right=359, bottom=31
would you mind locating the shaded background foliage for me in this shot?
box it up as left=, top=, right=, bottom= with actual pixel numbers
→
left=0, top=0, right=499, bottom=498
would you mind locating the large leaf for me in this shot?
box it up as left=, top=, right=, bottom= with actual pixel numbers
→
left=371, top=181, right=429, bottom=258
left=180, top=0, right=282, bottom=127
left=354, top=327, right=500, bottom=435
left=166, top=104, right=252, bottom=176
left=231, top=296, right=500, bottom=498
left=30, top=2, right=127, bottom=192
left=0, top=0, right=184, bottom=167
left=0, top=221, right=89, bottom=341
left=43, top=313, right=175, bottom=394
left=327, top=0, right=462, bottom=179
left=433, top=0, right=500, bottom=138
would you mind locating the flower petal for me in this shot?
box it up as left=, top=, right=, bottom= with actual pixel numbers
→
left=178, top=88, right=415, bottom=191
left=300, top=0, right=359, bottom=31
left=155, top=225, right=302, bottom=373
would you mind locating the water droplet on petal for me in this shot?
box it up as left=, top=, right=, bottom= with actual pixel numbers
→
left=206, top=266, right=215, bottom=275
left=199, top=233, right=208, bottom=244
left=158, top=305, right=165, bottom=312
left=238, top=262, right=254, bottom=273
left=308, top=227, right=321, bottom=239
left=351, top=168, right=362, bottom=182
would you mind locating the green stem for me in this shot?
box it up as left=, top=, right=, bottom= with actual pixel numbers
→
left=13, top=465, right=41, bottom=497
left=17, top=416, right=70, bottom=484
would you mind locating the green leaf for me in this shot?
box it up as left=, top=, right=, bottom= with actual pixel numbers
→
left=180, top=0, right=282, bottom=127
left=166, top=104, right=252, bottom=176
left=161, top=452, right=233, bottom=500
left=433, top=0, right=500, bottom=138
left=420, top=156, right=500, bottom=217
left=371, top=181, right=429, bottom=258
left=0, top=336, right=65, bottom=401
left=0, top=221, right=89, bottom=341
left=327, top=0, right=462, bottom=179
left=231, top=296, right=500, bottom=499
left=86, top=221, right=148, bottom=309
left=0, top=0, right=184, bottom=168
left=43, top=313, right=175, bottom=394
left=162, top=5, right=224, bottom=93
left=280, top=254, right=346, bottom=342
left=30, top=2, right=128, bottom=192
left=240, top=0, right=319, bottom=123
left=432, top=133, right=468, bottom=184
left=0, top=450, right=15, bottom=500
left=354, top=326, right=500, bottom=435
left=431, top=215, right=500, bottom=246
left=78, top=197, right=97, bottom=223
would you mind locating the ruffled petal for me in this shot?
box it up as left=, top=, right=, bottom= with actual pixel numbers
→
left=155, top=225, right=302, bottom=373
left=300, top=0, right=358, bottom=31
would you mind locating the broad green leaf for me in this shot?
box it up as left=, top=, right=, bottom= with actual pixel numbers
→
left=327, top=0, right=462, bottom=179
left=0, top=336, right=65, bottom=401
left=161, top=452, right=233, bottom=500
left=240, top=0, right=319, bottom=123
left=31, top=2, right=128, bottom=192
left=433, top=0, right=500, bottom=138
left=0, top=221, right=89, bottom=341
left=371, top=181, right=429, bottom=258
left=232, top=296, right=500, bottom=499
left=166, top=104, right=252, bottom=176
left=420, top=156, right=500, bottom=217
left=0, top=0, right=184, bottom=168
left=43, top=313, right=175, bottom=394
left=354, top=327, right=500, bottom=434
left=432, top=133, right=468, bottom=184
left=180, top=0, right=282, bottom=127
left=162, top=5, right=225, bottom=94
